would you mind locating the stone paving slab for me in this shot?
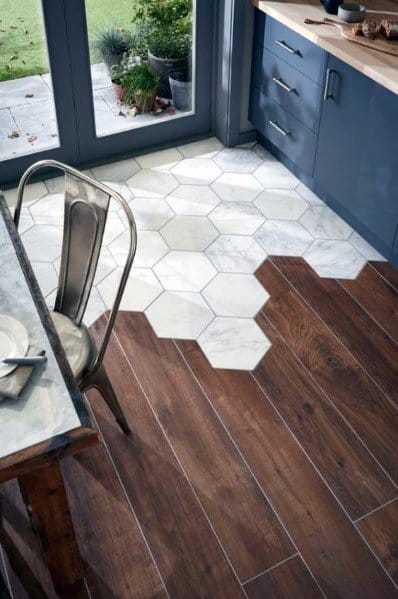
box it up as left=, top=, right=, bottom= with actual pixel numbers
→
left=0, top=75, right=52, bottom=109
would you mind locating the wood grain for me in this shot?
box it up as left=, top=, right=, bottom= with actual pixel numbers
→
left=371, top=261, right=398, bottom=290
left=113, top=311, right=294, bottom=581
left=20, top=462, right=87, bottom=597
left=178, top=339, right=397, bottom=598
left=90, top=317, right=245, bottom=599
left=254, top=311, right=396, bottom=520
left=339, top=264, right=398, bottom=343
left=63, top=442, right=167, bottom=599
left=272, top=257, right=398, bottom=404
left=0, top=479, right=53, bottom=598
left=0, top=427, right=98, bottom=485
left=256, top=259, right=398, bottom=482
left=357, top=499, right=398, bottom=585
left=244, top=556, right=322, bottom=599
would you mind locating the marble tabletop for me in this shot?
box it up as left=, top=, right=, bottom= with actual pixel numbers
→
left=0, top=197, right=89, bottom=461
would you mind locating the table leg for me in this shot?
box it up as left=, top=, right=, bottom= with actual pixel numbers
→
left=19, top=462, right=88, bottom=597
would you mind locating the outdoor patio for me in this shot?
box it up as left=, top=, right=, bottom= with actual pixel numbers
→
left=0, top=63, right=186, bottom=161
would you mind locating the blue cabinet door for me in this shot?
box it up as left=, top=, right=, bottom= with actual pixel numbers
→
left=314, top=56, right=398, bottom=260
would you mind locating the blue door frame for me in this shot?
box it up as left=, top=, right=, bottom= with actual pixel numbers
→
left=0, top=0, right=216, bottom=187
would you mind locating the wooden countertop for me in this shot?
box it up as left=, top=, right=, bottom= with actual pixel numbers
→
left=252, top=0, right=398, bottom=94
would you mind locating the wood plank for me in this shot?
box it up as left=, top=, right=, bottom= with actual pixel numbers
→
left=0, top=427, right=98, bottom=485
left=340, top=264, right=398, bottom=343
left=63, top=441, right=167, bottom=599
left=256, top=259, right=398, bottom=482
left=178, top=339, right=397, bottom=598
left=244, top=556, right=322, bottom=599
left=271, top=256, right=398, bottom=404
left=357, top=499, right=398, bottom=586
left=89, top=317, right=246, bottom=599
left=113, top=311, right=294, bottom=582
left=20, top=462, right=87, bottom=597
left=254, top=311, right=396, bottom=520
left=0, top=479, right=55, bottom=598
left=371, top=261, right=398, bottom=290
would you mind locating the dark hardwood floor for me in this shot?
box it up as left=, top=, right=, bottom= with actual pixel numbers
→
left=1, top=257, right=398, bottom=598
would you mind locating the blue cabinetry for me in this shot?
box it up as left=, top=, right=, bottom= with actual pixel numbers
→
left=250, top=9, right=398, bottom=264
left=314, top=56, right=398, bottom=260
left=250, top=13, right=325, bottom=177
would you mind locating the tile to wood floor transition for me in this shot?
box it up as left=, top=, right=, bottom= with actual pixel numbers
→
left=340, top=263, right=398, bottom=344
left=1, top=257, right=398, bottom=599
left=256, top=259, right=398, bottom=484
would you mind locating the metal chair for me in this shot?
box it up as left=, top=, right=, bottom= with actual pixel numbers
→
left=14, top=160, right=137, bottom=435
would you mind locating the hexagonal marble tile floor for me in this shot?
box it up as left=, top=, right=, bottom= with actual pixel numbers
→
left=4, top=137, right=386, bottom=371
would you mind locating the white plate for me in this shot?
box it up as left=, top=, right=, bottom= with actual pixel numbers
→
left=0, top=315, right=29, bottom=378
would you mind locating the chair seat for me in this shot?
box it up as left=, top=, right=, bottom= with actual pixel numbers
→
left=51, top=311, right=95, bottom=382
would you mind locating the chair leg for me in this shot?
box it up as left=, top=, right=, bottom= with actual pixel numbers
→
left=80, top=365, right=130, bottom=435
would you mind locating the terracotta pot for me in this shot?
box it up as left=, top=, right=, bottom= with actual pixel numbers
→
left=112, top=81, right=125, bottom=103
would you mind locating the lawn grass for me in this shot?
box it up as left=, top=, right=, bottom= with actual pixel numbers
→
left=0, top=0, right=133, bottom=82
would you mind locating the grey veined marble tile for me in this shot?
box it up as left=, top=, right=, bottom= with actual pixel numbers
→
left=198, top=317, right=271, bottom=370
left=145, top=291, right=214, bottom=339
left=206, top=235, right=266, bottom=274
left=303, top=240, right=367, bottom=279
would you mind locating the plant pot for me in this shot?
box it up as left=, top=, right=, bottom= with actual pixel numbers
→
left=148, top=51, right=188, bottom=99
left=134, top=88, right=158, bottom=113
left=169, top=76, right=192, bottom=111
left=112, top=81, right=125, bottom=103
left=103, top=53, right=124, bottom=77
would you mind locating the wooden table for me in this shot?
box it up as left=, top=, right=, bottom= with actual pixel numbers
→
left=0, top=196, right=98, bottom=596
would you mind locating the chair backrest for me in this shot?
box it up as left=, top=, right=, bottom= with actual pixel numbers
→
left=55, top=173, right=109, bottom=325
left=14, top=159, right=137, bottom=373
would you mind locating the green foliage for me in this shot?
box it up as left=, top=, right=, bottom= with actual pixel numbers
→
left=120, top=63, right=159, bottom=106
left=127, top=22, right=153, bottom=59
left=148, top=24, right=190, bottom=59
left=132, top=0, right=192, bottom=60
left=132, top=0, right=192, bottom=28
left=93, top=27, right=130, bottom=59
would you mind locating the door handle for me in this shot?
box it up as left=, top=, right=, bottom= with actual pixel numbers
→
left=275, top=40, right=299, bottom=55
left=272, top=77, right=296, bottom=93
left=269, top=120, right=291, bottom=136
left=323, top=68, right=336, bottom=100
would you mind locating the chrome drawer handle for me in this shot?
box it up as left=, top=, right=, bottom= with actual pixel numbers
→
left=269, top=120, right=291, bottom=136
left=323, top=68, right=336, bottom=100
left=272, top=76, right=296, bottom=93
left=275, top=40, right=299, bottom=55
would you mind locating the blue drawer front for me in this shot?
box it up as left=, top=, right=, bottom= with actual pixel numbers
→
left=250, top=89, right=317, bottom=176
left=265, top=17, right=327, bottom=84
left=253, top=47, right=323, bottom=133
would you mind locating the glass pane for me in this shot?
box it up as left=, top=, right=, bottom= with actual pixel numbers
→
left=0, top=0, right=59, bottom=160
left=85, top=0, right=195, bottom=137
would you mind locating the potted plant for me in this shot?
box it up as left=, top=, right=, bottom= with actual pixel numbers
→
left=120, top=63, right=159, bottom=112
left=169, top=69, right=192, bottom=111
left=110, top=64, right=125, bottom=102
left=94, top=28, right=130, bottom=76
left=147, top=26, right=191, bottom=98
left=132, top=0, right=193, bottom=98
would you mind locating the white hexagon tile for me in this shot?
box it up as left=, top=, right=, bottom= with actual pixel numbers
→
left=8, top=136, right=386, bottom=371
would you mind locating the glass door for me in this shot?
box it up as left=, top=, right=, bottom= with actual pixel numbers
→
left=0, top=0, right=214, bottom=186
left=0, top=0, right=80, bottom=186
left=64, top=0, right=214, bottom=164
